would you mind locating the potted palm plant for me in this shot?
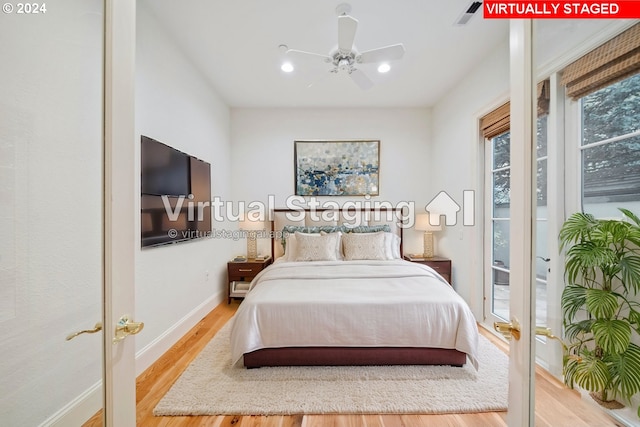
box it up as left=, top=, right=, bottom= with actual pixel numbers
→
left=559, top=208, right=640, bottom=416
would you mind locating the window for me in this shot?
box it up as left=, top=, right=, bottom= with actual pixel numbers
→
left=580, top=73, right=640, bottom=217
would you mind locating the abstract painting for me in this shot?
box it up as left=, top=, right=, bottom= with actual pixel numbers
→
left=294, top=140, right=380, bottom=196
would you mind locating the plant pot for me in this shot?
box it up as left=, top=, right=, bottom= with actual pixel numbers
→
left=589, top=391, right=625, bottom=410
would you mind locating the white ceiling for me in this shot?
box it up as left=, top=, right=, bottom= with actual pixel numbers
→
left=141, top=2, right=635, bottom=109
left=142, top=0, right=509, bottom=108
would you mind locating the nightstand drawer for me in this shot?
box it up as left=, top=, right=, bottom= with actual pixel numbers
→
left=428, top=263, right=446, bottom=272
left=228, top=263, right=262, bottom=278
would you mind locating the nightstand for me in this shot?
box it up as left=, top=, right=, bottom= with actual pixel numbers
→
left=404, top=255, right=452, bottom=285
left=227, top=257, right=272, bottom=303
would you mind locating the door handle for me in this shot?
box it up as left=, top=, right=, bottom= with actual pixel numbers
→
left=66, top=322, right=103, bottom=341
left=494, top=319, right=521, bottom=340
left=494, top=321, right=566, bottom=350
left=113, top=315, right=144, bottom=344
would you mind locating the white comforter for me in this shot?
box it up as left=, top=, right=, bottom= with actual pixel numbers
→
left=230, top=260, right=479, bottom=369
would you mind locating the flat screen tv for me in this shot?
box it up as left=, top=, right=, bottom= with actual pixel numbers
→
left=141, top=135, right=211, bottom=248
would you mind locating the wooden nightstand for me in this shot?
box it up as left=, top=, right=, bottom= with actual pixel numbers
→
left=404, top=255, right=452, bottom=285
left=227, top=257, right=272, bottom=303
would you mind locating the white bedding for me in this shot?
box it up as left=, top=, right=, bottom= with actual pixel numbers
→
left=230, top=259, right=479, bottom=369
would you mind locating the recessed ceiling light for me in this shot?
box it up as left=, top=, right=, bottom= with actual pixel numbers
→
left=281, top=62, right=294, bottom=73
left=377, top=63, right=391, bottom=73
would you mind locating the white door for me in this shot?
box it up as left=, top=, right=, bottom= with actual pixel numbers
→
left=103, top=0, right=137, bottom=425
left=0, top=1, right=107, bottom=425
left=0, top=2, right=137, bottom=426
left=506, top=19, right=536, bottom=426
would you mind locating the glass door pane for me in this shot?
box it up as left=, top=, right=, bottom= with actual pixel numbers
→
left=490, top=131, right=512, bottom=321
left=0, top=1, right=104, bottom=425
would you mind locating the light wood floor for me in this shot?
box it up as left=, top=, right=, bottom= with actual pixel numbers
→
left=84, top=301, right=621, bottom=427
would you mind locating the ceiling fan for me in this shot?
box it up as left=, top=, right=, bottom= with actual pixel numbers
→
left=284, top=3, right=405, bottom=90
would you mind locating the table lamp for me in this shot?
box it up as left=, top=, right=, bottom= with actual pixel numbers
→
left=415, top=213, right=442, bottom=258
left=239, top=219, right=264, bottom=260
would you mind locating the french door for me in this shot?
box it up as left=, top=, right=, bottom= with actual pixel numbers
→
left=0, top=1, right=137, bottom=425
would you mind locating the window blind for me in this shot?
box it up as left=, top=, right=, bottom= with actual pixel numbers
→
left=480, top=80, right=550, bottom=140
left=561, top=23, right=640, bottom=100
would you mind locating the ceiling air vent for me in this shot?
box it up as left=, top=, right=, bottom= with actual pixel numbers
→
left=454, top=1, right=482, bottom=26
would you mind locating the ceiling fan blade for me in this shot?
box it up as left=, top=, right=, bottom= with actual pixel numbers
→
left=350, top=69, right=374, bottom=90
left=286, top=49, right=332, bottom=63
left=357, top=44, right=405, bottom=64
left=338, top=15, right=358, bottom=53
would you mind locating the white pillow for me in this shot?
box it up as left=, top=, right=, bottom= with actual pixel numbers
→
left=282, top=232, right=298, bottom=261
left=342, top=231, right=387, bottom=260
left=294, top=231, right=341, bottom=261
left=321, top=231, right=344, bottom=260
left=383, top=232, right=402, bottom=259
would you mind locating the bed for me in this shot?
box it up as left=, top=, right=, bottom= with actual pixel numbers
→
left=230, top=208, right=479, bottom=369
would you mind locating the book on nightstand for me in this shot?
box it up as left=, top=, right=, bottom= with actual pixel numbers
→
left=405, top=254, right=432, bottom=261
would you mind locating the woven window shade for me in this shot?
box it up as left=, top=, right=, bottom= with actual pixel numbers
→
left=480, top=102, right=510, bottom=140
left=537, top=79, right=550, bottom=116
left=561, top=23, right=640, bottom=100
left=480, top=80, right=549, bottom=140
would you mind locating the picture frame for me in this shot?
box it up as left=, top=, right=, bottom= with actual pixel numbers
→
left=294, top=140, right=380, bottom=196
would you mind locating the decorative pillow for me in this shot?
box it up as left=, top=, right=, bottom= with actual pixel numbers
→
left=294, top=231, right=341, bottom=261
left=343, top=224, right=391, bottom=234
left=342, top=231, right=387, bottom=260
left=321, top=231, right=344, bottom=260
left=281, top=225, right=345, bottom=252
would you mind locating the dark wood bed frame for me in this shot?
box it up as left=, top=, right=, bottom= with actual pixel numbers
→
left=244, top=347, right=467, bottom=368
left=244, top=208, right=468, bottom=368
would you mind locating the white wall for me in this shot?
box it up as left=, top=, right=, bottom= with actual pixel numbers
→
left=134, top=3, right=233, bottom=372
left=429, top=41, right=510, bottom=316
left=230, top=108, right=432, bottom=256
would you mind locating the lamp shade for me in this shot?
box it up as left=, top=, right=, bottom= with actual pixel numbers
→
left=415, top=213, right=442, bottom=232
left=239, top=219, right=265, bottom=231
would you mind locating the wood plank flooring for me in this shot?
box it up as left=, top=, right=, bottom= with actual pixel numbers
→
left=84, top=301, right=621, bottom=427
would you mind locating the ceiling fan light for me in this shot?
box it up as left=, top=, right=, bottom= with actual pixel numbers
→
left=377, top=63, right=391, bottom=73
left=281, top=62, right=294, bottom=73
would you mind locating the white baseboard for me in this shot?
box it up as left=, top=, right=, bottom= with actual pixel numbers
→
left=135, top=289, right=224, bottom=375
left=40, top=289, right=224, bottom=426
left=40, top=381, right=102, bottom=427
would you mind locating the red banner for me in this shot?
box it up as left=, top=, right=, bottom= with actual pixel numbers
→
left=484, top=1, right=640, bottom=18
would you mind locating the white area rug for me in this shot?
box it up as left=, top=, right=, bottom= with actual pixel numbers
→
left=154, top=321, right=508, bottom=416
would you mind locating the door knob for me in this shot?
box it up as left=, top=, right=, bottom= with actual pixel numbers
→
left=113, top=315, right=144, bottom=344
left=66, top=322, right=103, bottom=341
left=494, top=319, right=521, bottom=340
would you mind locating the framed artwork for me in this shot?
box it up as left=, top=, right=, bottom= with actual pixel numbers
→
left=294, top=140, right=380, bottom=196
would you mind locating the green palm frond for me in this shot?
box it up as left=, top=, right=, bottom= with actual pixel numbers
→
left=620, top=208, right=640, bottom=227
left=565, top=352, right=610, bottom=392
left=592, top=319, right=631, bottom=355
left=585, top=288, right=618, bottom=319
left=619, top=254, right=640, bottom=294
left=608, top=344, right=640, bottom=400
left=565, top=243, right=617, bottom=286
left=565, top=319, right=595, bottom=342
left=629, top=310, right=640, bottom=333
left=559, top=212, right=599, bottom=249
left=562, top=285, right=587, bottom=323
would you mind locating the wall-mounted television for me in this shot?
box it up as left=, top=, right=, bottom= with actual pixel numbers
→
left=141, top=135, right=211, bottom=248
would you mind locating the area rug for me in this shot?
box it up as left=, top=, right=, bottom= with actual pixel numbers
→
left=153, top=321, right=508, bottom=416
